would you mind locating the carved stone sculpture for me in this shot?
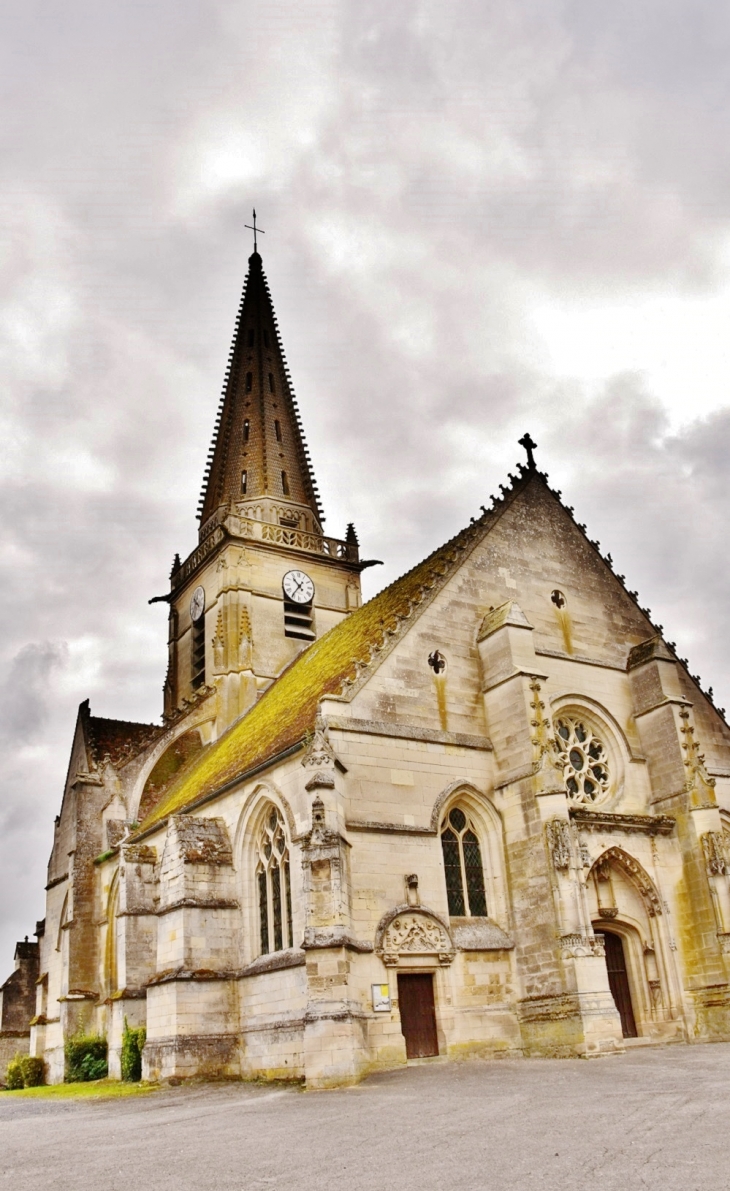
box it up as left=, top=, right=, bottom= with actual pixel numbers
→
left=376, top=910, right=454, bottom=967
left=702, top=831, right=728, bottom=877
left=546, top=818, right=571, bottom=870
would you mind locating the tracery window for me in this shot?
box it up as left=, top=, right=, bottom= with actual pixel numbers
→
left=555, top=716, right=609, bottom=804
left=440, top=807, right=488, bottom=917
left=256, top=806, right=292, bottom=955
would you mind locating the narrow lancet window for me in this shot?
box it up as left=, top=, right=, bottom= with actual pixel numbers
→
left=258, top=870, right=268, bottom=956
left=256, top=806, right=292, bottom=955
left=241, top=470, right=247, bottom=494
left=245, top=371, right=253, bottom=392
left=269, top=372, right=276, bottom=393
left=440, top=807, right=487, bottom=917
left=274, top=419, right=282, bottom=442
left=243, top=419, right=250, bottom=442
left=248, top=329, right=254, bottom=347
left=281, top=470, right=290, bottom=496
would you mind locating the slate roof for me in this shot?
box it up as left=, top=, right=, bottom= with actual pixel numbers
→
left=198, top=250, right=323, bottom=526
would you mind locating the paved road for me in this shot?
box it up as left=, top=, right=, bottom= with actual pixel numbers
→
left=2, top=1044, right=729, bottom=1191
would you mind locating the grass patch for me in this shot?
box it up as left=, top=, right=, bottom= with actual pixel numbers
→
left=0, top=1079, right=159, bottom=1100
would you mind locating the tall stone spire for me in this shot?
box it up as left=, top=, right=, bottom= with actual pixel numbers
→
left=198, top=251, right=324, bottom=532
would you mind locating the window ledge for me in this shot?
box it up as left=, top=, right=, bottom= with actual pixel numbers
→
left=450, top=918, right=514, bottom=951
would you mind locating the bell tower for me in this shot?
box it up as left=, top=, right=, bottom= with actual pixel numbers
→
left=161, top=246, right=364, bottom=735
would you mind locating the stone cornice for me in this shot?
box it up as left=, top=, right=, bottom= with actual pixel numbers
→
left=481, top=668, right=549, bottom=695
left=156, top=897, right=239, bottom=916
left=325, top=716, right=491, bottom=751
left=493, top=762, right=538, bottom=791
left=534, top=647, right=627, bottom=673
left=570, top=808, right=675, bottom=836
left=147, top=950, right=308, bottom=985
left=345, top=819, right=435, bottom=836
left=302, top=928, right=373, bottom=952
left=45, top=872, right=68, bottom=891
left=633, top=696, right=692, bottom=720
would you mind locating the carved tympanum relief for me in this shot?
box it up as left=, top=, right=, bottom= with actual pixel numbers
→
left=377, top=910, right=454, bottom=967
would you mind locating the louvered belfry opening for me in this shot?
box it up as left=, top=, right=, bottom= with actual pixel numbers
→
left=197, top=251, right=324, bottom=534
left=190, top=615, right=206, bottom=689
left=283, top=596, right=315, bottom=641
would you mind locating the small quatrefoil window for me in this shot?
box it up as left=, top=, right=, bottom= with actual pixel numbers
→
left=428, top=650, right=446, bottom=674
left=551, top=589, right=566, bottom=608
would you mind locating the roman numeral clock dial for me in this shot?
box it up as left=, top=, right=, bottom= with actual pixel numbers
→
left=282, top=570, right=314, bottom=604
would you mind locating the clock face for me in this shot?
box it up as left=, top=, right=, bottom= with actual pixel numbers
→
left=190, top=585, right=205, bottom=622
left=282, top=569, right=315, bottom=605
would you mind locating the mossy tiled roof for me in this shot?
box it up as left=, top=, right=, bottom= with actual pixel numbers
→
left=137, top=516, right=487, bottom=834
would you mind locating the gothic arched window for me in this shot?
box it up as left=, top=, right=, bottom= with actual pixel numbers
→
left=256, top=806, right=292, bottom=955
left=440, top=807, right=488, bottom=917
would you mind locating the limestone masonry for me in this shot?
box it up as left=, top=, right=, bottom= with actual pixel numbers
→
left=4, top=249, right=730, bottom=1087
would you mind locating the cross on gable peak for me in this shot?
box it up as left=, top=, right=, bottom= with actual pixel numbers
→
left=518, top=433, right=538, bottom=469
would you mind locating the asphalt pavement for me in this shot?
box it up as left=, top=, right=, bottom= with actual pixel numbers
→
left=1, top=1043, right=729, bottom=1191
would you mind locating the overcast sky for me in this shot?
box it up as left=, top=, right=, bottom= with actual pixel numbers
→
left=3, top=0, right=730, bottom=963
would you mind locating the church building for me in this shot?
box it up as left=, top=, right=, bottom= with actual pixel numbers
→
left=4, top=246, right=730, bottom=1088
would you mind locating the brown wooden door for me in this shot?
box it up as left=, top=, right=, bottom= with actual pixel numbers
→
left=602, top=930, right=638, bottom=1038
left=397, top=973, right=439, bottom=1058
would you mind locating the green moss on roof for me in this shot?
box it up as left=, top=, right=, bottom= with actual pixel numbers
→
left=137, top=519, right=482, bottom=834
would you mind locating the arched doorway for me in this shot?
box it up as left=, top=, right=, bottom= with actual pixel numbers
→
left=599, top=929, right=637, bottom=1038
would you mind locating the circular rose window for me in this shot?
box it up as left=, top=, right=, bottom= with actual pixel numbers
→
left=554, top=716, right=610, bottom=804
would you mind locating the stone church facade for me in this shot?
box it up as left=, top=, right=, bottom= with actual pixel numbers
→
left=5, top=248, right=730, bottom=1088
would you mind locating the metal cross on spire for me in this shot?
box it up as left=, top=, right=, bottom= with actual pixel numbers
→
left=245, top=208, right=265, bottom=253
left=518, top=432, right=538, bottom=469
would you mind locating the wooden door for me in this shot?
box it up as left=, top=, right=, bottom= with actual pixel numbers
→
left=397, top=973, right=439, bottom=1058
left=602, top=930, right=638, bottom=1038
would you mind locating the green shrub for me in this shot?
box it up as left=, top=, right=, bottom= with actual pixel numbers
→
left=4, top=1054, right=44, bottom=1089
left=5, top=1058, right=24, bottom=1089
left=121, top=1019, right=146, bottom=1082
left=19, top=1055, right=45, bottom=1087
left=65, top=1034, right=108, bottom=1082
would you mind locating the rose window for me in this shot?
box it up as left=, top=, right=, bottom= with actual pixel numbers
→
left=554, top=717, right=609, bottom=804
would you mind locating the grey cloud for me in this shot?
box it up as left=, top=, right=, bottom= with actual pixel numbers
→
left=0, top=643, right=68, bottom=747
